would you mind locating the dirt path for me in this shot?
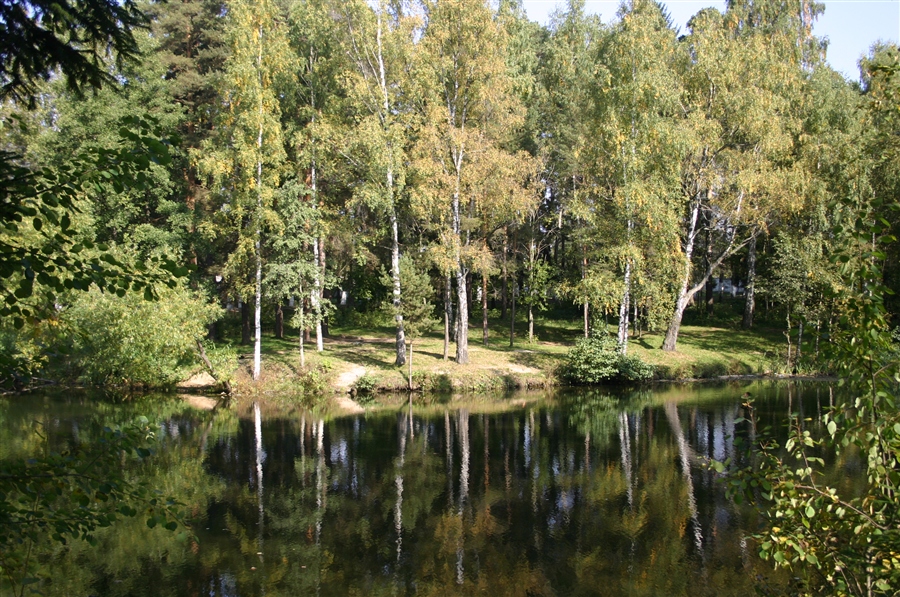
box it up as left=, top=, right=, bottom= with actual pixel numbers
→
left=334, top=364, right=367, bottom=390
left=331, top=364, right=367, bottom=414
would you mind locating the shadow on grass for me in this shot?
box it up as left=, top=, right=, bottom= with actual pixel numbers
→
left=510, top=350, right=565, bottom=371
left=674, top=327, right=778, bottom=356
left=334, top=347, right=394, bottom=370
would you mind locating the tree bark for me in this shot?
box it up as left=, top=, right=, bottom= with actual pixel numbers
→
left=617, top=257, right=631, bottom=354
left=444, top=271, right=451, bottom=360
left=663, top=197, right=701, bottom=352
left=252, top=20, right=264, bottom=381
left=408, top=342, right=413, bottom=391
left=705, top=227, right=714, bottom=316
left=452, top=165, right=468, bottom=363
left=274, top=302, right=284, bottom=339
left=582, top=247, right=589, bottom=338
left=391, top=208, right=406, bottom=366
left=742, top=234, right=757, bottom=329
left=298, top=291, right=305, bottom=369
left=456, top=268, right=469, bottom=364
left=482, top=273, right=488, bottom=345
left=509, top=277, right=516, bottom=348
left=501, top=229, right=508, bottom=320
left=311, top=162, right=324, bottom=353
left=241, top=301, right=251, bottom=345
left=664, top=193, right=748, bottom=351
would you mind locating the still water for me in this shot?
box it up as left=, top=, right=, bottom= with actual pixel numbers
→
left=1, top=382, right=845, bottom=596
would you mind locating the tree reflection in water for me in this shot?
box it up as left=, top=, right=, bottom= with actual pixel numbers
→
left=0, top=382, right=837, bottom=596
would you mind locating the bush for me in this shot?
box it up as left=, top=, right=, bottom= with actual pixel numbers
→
left=56, top=284, right=220, bottom=388
left=560, top=335, right=654, bottom=385
left=352, top=372, right=379, bottom=398
left=617, top=354, right=655, bottom=381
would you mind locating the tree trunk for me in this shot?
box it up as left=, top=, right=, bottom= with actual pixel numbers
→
left=582, top=247, right=589, bottom=338
left=528, top=303, right=534, bottom=343
left=632, top=302, right=638, bottom=338
left=298, top=295, right=305, bottom=369
left=408, top=342, right=413, bottom=391
left=319, top=238, right=328, bottom=339
left=456, top=268, right=469, bottom=364
left=275, top=303, right=284, bottom=339
left=509, top=279, right=516, bottom=348
left=311, top=162, right=324, bottom=353
left=242, top=301, right=251, bottom=345
left=252, top=24, right=264, bottom=381
left=253, top=243, right=262, bottom=380
left=742, top=234, right=757, bottom=329
left=452, top=163, right=468, bottom=363
left=391, top=207, right=406, bottom=366
left=444, top=271, right=451, bottom=361
left=482, top=273, right=488, bottom=345
left=501, top=229, right=508, bottom=320
left=785, top=311, right=793, bottom=371
left=663, top=198, right=701, bottom=352
left=705, top=227, right=714, bottom=316
left=617, top=257, right=631, bottom=354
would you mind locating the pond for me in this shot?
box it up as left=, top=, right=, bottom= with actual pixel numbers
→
left=0, top=381, right=852, bottom=596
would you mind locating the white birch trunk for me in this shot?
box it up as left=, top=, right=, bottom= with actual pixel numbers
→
left=453, top=165, right=469, bottom=364
left=253, top=23, right=264, bottom=381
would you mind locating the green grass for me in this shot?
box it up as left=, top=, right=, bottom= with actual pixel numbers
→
left=214, top=303, right=824, bottom=401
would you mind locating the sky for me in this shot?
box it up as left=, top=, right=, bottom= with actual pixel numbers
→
left=521, top=0, right=900, bottom=82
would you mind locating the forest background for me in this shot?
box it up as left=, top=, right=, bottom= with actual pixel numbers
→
left=2, top=0, right=900, bottom=394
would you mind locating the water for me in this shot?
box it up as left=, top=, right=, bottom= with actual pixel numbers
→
left=0, top=382, right=847, bottom=596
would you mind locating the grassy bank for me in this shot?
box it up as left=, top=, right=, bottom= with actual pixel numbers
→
left=208, top=309, right=812, bottom=404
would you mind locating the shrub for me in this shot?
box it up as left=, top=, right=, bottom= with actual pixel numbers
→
left=560, top=335, right=655, bottom=385
left=57, top=284, right=220, bottom=388
left=352, top=372, right=379, bottom=398
left=617, top=354, right=655, bottom=381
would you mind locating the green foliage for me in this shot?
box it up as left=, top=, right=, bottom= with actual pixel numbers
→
left=0, top=0, right=147, bottom=106
left=720, top=197, right=900, bottom=596
left=56, top=283, right=220, bottom=388
left=352, top=372, right=379, bottom=400
left=560, top=335, right=655, bottom=384
left=0, top=116, right=185, bottom=328
left=0, top=416, right=188, bottom=595
left=381, top=255, right=436, bottom=343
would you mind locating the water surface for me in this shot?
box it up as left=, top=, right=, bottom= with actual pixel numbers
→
left=0, top=382, right=847, bottom=596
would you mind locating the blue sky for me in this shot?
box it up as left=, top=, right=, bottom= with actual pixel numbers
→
left=521, top=0, right=900, bottom=82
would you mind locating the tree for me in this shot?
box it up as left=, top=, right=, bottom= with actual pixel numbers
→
left=265, top=179, right=320, bottom=368
left=384, top=255, right=435, bottom=389
left=661, top=1, right=806, bottom=351
left=338, top=0, right=419, bottom=366
left=196, top=0, right=293, bottom=380
left=414, top=0, right=531, bottom=365
left=723, top=199, right=900, bottom=596
left=586, top=0, right=682, bottom=354
left=0, top=0, right=146, bottom=106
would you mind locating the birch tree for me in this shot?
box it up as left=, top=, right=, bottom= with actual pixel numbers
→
left=285, top=0, right=345, bottom=354
left=661, top=3, right=805, bottom=351
left=414, top=0, right=528, bottom=365
left=337, top=0, right=419, bottom=366
left=588, top=0, right=682, bottom=353
left=196, top=0, right=293, bottom=379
